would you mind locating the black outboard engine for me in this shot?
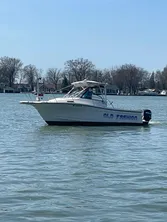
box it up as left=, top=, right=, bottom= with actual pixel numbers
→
left=143, top=109, right=152, bottom=122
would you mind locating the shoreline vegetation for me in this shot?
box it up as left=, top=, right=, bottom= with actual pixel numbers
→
left=0, top=56, right=167, bottom=96
left=1, top=92, right=166, bottom=96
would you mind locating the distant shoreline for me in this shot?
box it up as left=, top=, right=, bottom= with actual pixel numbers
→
left=0, top=92, right=166, bottom=97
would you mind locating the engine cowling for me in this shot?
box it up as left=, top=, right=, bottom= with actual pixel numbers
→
left=143, top=109, right=152, bottom=122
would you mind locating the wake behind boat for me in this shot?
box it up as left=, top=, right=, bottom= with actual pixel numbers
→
left=20, top=79, right=152, bottom=126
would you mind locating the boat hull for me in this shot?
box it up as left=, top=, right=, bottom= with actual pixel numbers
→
left=25, top=102, right=148, bottom=126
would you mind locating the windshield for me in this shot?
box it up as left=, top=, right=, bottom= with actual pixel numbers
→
left=64, top=85, right=106, bottom=102
left=64, top=87, right=85, bottom=98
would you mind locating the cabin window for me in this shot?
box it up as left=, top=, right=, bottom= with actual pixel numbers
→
left=82, top=88, right=93, bottom=99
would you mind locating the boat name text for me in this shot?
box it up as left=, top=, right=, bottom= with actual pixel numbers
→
left=103, top=113, right=137, bottom=120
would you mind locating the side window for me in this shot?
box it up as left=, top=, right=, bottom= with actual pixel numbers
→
left=82, top=89, right=93, bottom=99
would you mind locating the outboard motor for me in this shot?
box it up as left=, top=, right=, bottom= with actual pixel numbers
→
left=143, top=109, right=152, bottom=122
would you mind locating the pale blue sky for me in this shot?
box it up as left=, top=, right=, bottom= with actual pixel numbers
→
left=0, top=0, right=167, bottom=72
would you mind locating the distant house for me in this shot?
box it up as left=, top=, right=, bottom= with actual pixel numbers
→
left=0, top=83, right=32, bottom=93
left=11, top=83, right=31, bottom=93
left=38, top=83, right=64, bottom=93
left=38, top=83, right=56, bottom=93
left=106, top=85, right=119, bottom=95
left=0, top=87, right=3, bottom=93
left=96, top=84, right=119, bottom=95
left=0, top=83, right=5, bottom=93
left=3, top=86, right=15, bottom=93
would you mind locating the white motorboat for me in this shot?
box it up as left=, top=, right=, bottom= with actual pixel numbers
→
left=160, top=90, right=167, bottom=96
left=138, top=89, right=159, bottom=96
left=20, top=79, right=152, bottom=126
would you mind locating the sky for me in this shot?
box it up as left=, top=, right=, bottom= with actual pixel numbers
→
left=0, top=0, right=167, bottom=73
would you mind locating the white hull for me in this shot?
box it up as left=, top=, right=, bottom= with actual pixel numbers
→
left=23, top=102, right=147, bottom=126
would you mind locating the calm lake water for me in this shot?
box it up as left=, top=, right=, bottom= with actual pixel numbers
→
left=0, top=93, right=167, bottom=222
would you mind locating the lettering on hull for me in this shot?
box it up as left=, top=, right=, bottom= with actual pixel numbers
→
left=103, top=113, right=114, bottom=118
left=103, top=113, right=138, bottom=121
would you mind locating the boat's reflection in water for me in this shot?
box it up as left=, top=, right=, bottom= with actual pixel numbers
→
left=38, top=123, right=151, bottom=135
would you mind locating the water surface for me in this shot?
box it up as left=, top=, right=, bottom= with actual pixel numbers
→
left=0, top=94, right=167, bottom=222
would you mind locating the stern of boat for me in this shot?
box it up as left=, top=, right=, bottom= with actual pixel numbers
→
left=143, top=109, right=152, bottom=124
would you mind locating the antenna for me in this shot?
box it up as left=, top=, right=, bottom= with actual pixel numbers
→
left=36, top=77, right=41, bottom=101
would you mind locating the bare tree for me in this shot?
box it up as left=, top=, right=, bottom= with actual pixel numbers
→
left=64, top=58, right=95, bottom=82
left=0, top=56, right=23, bottom=87
left=155, top=70, right=164, bottom=90
left=112, top=64, right=149, bottom=94
left=149, top=72, right=155, bottom=89
left=161, top=66, right=167, bottom=89
left=90, top=69, right=104, bottom=82
left=111, top=67, right=126, bottom=92
left=139, top=70, right=150, bottom=90
left=0, top=65, right=8, bottom=85
left=46, top=68, right=61, bottom=90
left=103, top=68, right=118, bottom=84
left=23, top=64, right=38, bottom=91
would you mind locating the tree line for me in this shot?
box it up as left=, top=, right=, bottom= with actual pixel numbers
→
left=0, top=56, right=167, bottom=94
